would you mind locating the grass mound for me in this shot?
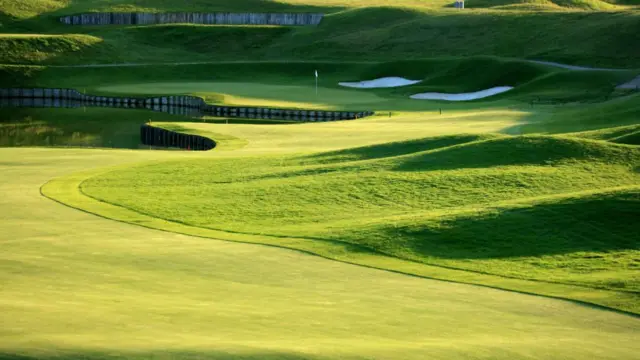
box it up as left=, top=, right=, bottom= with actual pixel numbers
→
left=508, top=92, right=640, bottom=134
left=2, top=2, right=640, bottom=66
left=393, top=135, right=638, bottom=171
left=80, top=134, right=640, bottom=294
left=306, top=134, right=500, bottom=164
left=4, top=149, right=639, bottom=359
left=472, top=0, right=622, bottom=10
left=0, top=34, right=102, bottom=64
left=571, top=124, right=640, bottom=145
left=341, top=188, right=640, bottom=291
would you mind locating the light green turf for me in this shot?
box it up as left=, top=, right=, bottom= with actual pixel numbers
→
left=78, top=128, right=640, bottom=298
left=1, top=1, right=640, bottom=358
left=98, top=82, right=388, bottom=110
left=27, top=66, right=637, bottom=312
left=4, top=148, right=640, bottom=360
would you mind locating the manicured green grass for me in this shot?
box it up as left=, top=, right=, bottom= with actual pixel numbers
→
left=571, top=124, right=640, bottom=144
left=98, top=81, right=388, bottom=110
left=5, top=148, right=640, bottom=360
left=0, top=59, right=635, bottom=147
left=2, top=56, right=625, bottom=106
left=1, top=1, right=640, bottom=358
left=505, top=92, right=640, bottom=134
left=79, top=134, right=640, bottom=296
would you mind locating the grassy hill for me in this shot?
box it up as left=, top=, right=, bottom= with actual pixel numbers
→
left=2, top=147, right=638, bottom=360
left=1, top=0, right=639, bottom=358
left=79, top=134, right=640, bottom=296
left=0, top=1, right=639, bottom=67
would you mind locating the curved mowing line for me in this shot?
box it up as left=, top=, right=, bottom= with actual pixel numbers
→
left=40, top=163, right=640, bottom=316
left=76, top=171, right=640, bottom=296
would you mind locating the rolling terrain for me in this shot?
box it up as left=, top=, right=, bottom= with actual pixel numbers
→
left=1, top=0, right=639, bottom=359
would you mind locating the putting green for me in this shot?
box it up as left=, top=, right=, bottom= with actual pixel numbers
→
left=1, top=147, right=639, bottom=359
left=98, top=82, right=390, bottom=110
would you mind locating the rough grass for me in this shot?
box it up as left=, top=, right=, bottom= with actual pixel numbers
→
left=0, top=34, right=102, bottom=64
left=1, top=2, right=639, bottom=67
left=1, top=0, right=631, bottom=20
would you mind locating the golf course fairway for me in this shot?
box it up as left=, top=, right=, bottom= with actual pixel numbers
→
left=1, top=147, right=639, bottom=359
left=1, top=0, right=639, bottom=358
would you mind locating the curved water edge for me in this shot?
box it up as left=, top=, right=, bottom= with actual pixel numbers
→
left=339, top=77, right=422, bottom=89
left=140, top=124, right=215, bottom=151
left=410, top=86, right=514, bottom=101
left=0, top=88, right=374, bottom=122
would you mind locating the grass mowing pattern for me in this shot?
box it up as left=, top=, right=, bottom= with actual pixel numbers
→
left=7, top=148, right=640, bottom=359
left=2, top=0, right=639, bottom=358
left=80, top=134, right=640, bottom=300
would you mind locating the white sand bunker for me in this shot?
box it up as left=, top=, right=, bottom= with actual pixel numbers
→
left=339, top=77, right=421, bottom=89
left=410, top=86, right=514, bottom=101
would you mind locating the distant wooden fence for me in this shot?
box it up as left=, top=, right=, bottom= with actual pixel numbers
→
left=140, top=124, right=215, bottom=151
left=0, top=88, right=375, bottom=122
left=59, top=12, right=324, bottom=26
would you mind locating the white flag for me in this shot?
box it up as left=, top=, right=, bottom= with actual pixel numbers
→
left=315, top=70, right=318, bottom=78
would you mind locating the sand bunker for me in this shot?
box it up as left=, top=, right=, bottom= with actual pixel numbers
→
left=410, top=86, right=514, bottom=101
left=617, top=75, right=640, bottom=90
left=339, top=77, right=421, bottom=89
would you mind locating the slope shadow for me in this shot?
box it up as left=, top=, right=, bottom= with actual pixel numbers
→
left=393, top=135, right=633, bottom=172
left=0, top=107, right=196, bottom=149
left=501, top=91, right=640, bottom=136
left=377, top=190, right=640, bottom=260
left=304, top=134, right=493, bottom=164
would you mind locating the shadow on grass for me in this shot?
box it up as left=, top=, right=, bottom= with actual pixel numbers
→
left=501, top=92, right=640, bottom=136
left=393, top=135, right=635, bottom=171
left=0, top=107, right=195, bottom=149
left=374, top=190, right=640, bottom=260
left=303, top=134, right=495, bottom=164
left=3, top=3, right=639, bottom=68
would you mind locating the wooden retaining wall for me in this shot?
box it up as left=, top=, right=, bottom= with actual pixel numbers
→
left=140, top=124, right=215, bottom=151
left=0, top=88, right=375, bottom=122
left=59, top=12, right=324, bottom=26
